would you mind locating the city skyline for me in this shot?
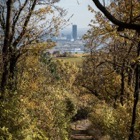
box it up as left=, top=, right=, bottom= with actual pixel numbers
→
left=60, top=24, right=86, bottom=40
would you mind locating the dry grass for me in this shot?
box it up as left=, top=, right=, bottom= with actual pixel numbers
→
left=53, top=56, right=84, bottom=66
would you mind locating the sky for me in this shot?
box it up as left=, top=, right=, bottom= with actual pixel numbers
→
left=56, top=0, right=96, bottom=29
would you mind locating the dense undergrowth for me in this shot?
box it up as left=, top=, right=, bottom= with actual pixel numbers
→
left=0, top=51, right=78, bottom=140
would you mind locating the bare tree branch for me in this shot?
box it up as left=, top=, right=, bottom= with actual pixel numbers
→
left=13, top=0, right=37, bottom=47
left=92, top=0, right=140, bottom=31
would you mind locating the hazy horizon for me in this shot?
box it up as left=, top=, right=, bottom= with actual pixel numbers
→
left=56, top=0, right=96, bottom=29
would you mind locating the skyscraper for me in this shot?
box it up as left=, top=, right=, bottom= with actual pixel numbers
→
left=72, top=25, right=77, bottom=41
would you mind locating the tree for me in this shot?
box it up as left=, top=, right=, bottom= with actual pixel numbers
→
left=90, top=1, right=140, bottom=139
left=0, top=45, right=78, bottom=139
left=91, top=0, right=140, bottom=31
left=0, top=0, right=66, bottom=95
left=84, top=4, right=136, bottom=105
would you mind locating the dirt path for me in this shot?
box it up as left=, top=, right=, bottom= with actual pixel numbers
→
left=70, top=119, right=94, bottom=140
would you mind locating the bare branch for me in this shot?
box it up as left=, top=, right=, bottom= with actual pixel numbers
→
left=13, top=0, right=37, bottom=47
left=92, top=0, right=140, bottom=31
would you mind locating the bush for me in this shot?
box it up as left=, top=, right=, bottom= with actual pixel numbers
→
left=0, top=127, right=12, bottom=140
left=89, top=102, right=132, bottom=140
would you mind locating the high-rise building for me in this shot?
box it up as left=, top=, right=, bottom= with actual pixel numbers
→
left=72, top=25, right=77, bottom=41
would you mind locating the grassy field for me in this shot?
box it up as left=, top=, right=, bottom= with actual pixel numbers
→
left=53, top=57, right=85, bottom=66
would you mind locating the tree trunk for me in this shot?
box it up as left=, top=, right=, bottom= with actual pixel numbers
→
left=128, top=67, right=133, bottom=86
left=0, top=53, right=18, bottom=96
left=120, top=61, right=125, bottom=106
left=8, top=54, right=18, bottom=91
left=0, top=0, right=13, bottom=96
left=129, top=41, right=140, bottom=140
left=1, top=59, right=9, bottom=95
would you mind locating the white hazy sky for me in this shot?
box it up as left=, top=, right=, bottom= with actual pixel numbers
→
left=56, top=0, right=96, bottom=29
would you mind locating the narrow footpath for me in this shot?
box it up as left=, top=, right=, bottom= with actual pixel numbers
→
left=70, top=119, right=94, bottom=140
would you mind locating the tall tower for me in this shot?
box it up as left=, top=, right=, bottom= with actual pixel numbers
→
left=72, top=25, right=77, bottom=41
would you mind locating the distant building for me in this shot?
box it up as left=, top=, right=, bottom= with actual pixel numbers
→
left=66, top=34, right=72, bottom=40
left=72, top=25, right=77, bottom=41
